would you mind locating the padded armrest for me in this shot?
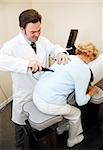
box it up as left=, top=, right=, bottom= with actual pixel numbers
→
left=88, top=54, right=103, bottom=85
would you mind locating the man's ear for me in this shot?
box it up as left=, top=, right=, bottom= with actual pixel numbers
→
left=20, top=27, right=24, bottom=31
left=20, top=27, right=25, bottom=34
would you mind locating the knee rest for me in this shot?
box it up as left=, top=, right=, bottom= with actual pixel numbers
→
left=23, top=101, right=63, bottom=131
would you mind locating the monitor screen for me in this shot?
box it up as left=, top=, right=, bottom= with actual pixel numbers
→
left=66, top=29, right=78, bottom=48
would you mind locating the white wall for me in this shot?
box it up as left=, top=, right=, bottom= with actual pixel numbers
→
left=101, top=2, right=103, bottom=51
left=32, top=1, right=102, bottom=50
left=0, top=0, right=32, bottom=46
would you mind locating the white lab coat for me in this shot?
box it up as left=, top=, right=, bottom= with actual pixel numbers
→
left=0, top=32, right=66, bottom=125
left=0, top=54, right=29, bottom=73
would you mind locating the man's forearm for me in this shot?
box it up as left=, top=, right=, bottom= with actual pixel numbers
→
left=0, top=54, right=29, bottom=73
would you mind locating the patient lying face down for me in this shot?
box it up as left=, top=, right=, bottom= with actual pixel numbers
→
left=32, top=42, right=99, bottom=148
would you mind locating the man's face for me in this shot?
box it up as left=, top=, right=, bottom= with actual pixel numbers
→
left=22, top=21, right=41, bottom=43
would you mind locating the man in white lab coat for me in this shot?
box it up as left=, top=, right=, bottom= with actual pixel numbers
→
left=0, top=9, right=68, bottom=149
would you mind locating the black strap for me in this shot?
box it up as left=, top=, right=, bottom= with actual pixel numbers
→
left=89, top=69, right=94, bottom=86
left=86, top=68, right=94, bottom=94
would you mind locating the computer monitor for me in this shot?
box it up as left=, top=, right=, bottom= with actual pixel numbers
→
left=66, top=29, right=78, bottom=48
left=66, top=29, right=78, bottom=55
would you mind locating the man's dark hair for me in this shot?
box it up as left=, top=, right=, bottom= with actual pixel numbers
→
left=19, top=9, right=42, bottom=29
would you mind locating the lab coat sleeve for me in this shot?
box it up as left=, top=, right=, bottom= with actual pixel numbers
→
left=74, top=69, right=91, bottom=106
left=0, top=54, right=29, bottom=73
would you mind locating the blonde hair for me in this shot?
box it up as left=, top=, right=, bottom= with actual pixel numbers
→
left=76, top=42, right=99, bottom=60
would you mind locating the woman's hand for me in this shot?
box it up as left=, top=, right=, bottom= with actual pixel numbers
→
left=88, top=86, right=98, bottom=97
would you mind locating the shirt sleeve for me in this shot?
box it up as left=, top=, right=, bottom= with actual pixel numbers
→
left=0, top=54, right=29, bottom=73
left=74, top=66, right=91, bottom=106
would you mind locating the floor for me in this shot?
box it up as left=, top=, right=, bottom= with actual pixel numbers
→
left=0, top=101, right=103, bottom=150
left=0, top=102, right=16, bottom=150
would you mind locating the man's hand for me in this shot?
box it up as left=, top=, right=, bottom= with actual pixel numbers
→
left=28, top=60, right=43, bottom=72
left=88, top=86, right=98, bottom=97
left=56, top=52, right=69, bottom=64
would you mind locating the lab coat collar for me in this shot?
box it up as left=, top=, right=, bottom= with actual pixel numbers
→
left=18, top=31, right=29, bottom=44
